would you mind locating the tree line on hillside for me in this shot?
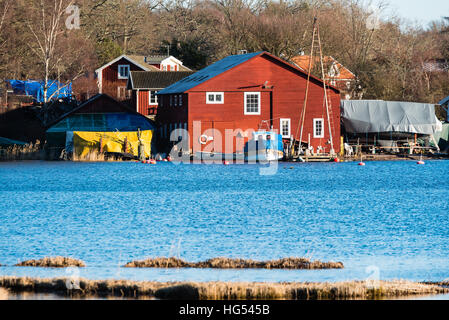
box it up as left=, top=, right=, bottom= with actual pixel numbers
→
left=0, top=0, right=448, bottom=104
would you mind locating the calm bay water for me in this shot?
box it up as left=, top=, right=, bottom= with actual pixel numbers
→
left=0, top=160, right=448, bottom=283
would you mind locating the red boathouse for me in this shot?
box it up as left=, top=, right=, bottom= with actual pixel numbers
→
left=156, top=51, right=341, bottom=155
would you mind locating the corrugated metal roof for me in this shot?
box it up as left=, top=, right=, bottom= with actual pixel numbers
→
left=158, top=52, right=263, bottom=94
left=129, top=71, right=194, bottom=89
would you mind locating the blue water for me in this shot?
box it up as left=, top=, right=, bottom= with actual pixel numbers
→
left=0, top=160, right=448, bottom=283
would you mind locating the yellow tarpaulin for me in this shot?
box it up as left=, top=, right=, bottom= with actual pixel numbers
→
left=73, top=130, right=152, bottom=158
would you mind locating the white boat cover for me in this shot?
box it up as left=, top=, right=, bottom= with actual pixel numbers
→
left=341, top=100, right=443, bottom=134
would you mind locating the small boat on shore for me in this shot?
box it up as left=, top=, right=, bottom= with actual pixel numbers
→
left=244, top=131, right=284, bottom=162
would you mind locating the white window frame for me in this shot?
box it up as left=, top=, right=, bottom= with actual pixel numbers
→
left=206, top=92, right=224, bottom=104
left=118, top=65, right=130, bottom=79
left=313, top=118, right=324, bottom=138
left=280, top=118, right=291, bottom=138
left=244, top=92, right=261, bottom=115
left=179, top=94, right=183, bottom=106
left=174, top=95, right=178, bottom=107
left=149, top=90, right=158, bottom=105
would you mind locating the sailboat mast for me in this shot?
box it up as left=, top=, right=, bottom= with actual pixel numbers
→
left=297, top=18, right=317, bottom=154
left=316, top=23, right=335, bottom=154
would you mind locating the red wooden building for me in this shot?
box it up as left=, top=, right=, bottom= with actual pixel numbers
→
left=95, top=55, right=191, bottom=104
left=156, top=51, right=341, bottom=155
left=127, top=71, right=194, bottom=117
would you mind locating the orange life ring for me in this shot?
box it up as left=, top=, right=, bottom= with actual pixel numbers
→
left=199, top=135, right=209, bottom=145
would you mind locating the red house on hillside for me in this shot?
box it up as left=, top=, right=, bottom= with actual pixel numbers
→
left=95, top=54, right=191, bottom=103
left=156, top=51, right=341, bottom=156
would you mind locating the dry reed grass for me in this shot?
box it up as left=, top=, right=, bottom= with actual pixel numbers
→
left=0, top=140, right=43, bottom=161
left=0, top=276, right=447, bottom=300
left=124, top=257, right=189, bottom=268
left=0, top=288, right=8, bottom=300
left=124, top=257, right=344, bottom=269
left=73, top=150, right=106, bottom=162
left=15, top=257, right=86, bottom=268
left=72, top=150, right=127, bottom=162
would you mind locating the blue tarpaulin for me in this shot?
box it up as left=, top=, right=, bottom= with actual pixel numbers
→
left=7, top=80, right=72, bottom=103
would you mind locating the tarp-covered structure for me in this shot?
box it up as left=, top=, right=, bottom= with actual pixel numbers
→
left=46, top=94, right=154, bottom=159
left=341, top=100, right=443, bottom=134
left=67, top=130, right=152, bottom=159
left=434, top=123, right=449, bottom=152
left=7, top=80, right=72, bottom=103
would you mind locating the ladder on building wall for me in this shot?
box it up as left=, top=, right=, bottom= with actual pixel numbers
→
left=296, top=17, right=336, bottom=156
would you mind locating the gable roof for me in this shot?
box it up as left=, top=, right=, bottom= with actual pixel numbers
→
left=95, top=55, right=160, bottom=74
left=141, top=55, right=192, bottom=71
left=45, top=94, right=150, bottom=129
left=158, top=51, right=340, bottom=95
left=291, top=55, right=356, bottom=80
left=127, top=71, right=195, bottom=90
left=158, top=52, right=262, bottom=94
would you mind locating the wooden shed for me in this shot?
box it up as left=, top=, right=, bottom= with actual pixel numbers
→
left=45, top=94, right=155, bottom=160
left=156, top=51, right=341, bottom=155
left=95, top=55, right=160, bottom=102
left=127, top=71, right=194, bottom=117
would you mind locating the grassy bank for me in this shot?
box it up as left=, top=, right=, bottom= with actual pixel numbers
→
left=124, top=257, right=344, bottom=270
left=0, top=288, right=8, bottom=299
left=0, top=276, right=447, bottom=300
left=15, top=257, right=86, bottom=268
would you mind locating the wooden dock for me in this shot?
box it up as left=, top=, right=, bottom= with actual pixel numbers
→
left=291, top=154, right=334, bottom=162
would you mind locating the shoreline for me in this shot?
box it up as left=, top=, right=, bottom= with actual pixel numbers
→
left=0, top=150, right=448, bottom=163
left=0, top=276, right=448, bottom=300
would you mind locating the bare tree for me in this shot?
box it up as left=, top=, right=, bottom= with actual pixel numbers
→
left=21, top=0, right=77, bottom=103
left=0, top=0, right=10, bottom=50
left=0, top=0, right=9, bottom=34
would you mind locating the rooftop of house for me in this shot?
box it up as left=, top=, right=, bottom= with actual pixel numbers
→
left=158, top=52, right=263, bottom=94
left=158, top=51, right=340, bottom=95
left=290, top=55, right=356, bottom=80
left=127, top=55, right=161, bottom=71
left=145, top=55, right=170, bottom=64
left=96, top=54, right=192, bottom=73
left=95, top=55, right=160, bottom=73
left=128, top=71, right=195, bottom=90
